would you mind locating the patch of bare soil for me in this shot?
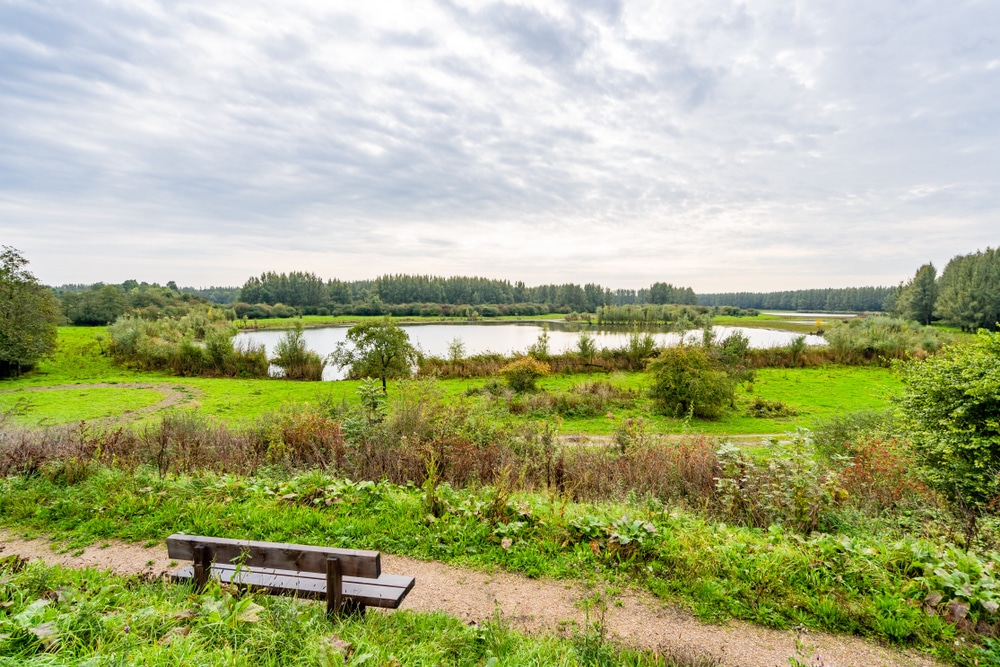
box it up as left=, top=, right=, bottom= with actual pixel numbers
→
left=5, top=383, right=200, bottom=420
left=0, top=531, right=944, bottom=667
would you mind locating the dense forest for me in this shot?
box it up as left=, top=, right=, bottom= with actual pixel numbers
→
left=890, top=247, right=1000, bottom=332
left=234, top=273, right=697, bottom=315
left=45, top=247, right=1000, bottom=330
left=698, top=286, right=893, bottom=312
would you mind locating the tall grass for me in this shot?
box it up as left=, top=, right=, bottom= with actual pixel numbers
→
left=108, top=310, right=268, bottom=378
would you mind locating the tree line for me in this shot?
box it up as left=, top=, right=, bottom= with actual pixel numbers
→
left=698, top=286, right=894, bottom=312
left=56, top=281, right=209, bottom=326
left=890, top=247, right=1000, bottom=331
left=234, top=272, right=697, bottom=313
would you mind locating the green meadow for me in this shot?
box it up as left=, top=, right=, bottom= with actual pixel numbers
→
left=0, top=327, right=901, bottom=435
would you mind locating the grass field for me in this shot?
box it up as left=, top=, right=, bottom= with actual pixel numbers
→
left=0, top=328, right=902, bottom=436
left=0, top=327, right=902, bottom=435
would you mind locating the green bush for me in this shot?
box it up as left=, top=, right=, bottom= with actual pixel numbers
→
left=898, top=329, right=1000, bottom=512
left=500, top=357, right=550, bottom=392
left=812, top=409, right=898, bottom=458
left=272, top=323, right=325, bottom=381
left=825, top=316, right=948, bottom=364
left=646, top=345, right=734, bottom=419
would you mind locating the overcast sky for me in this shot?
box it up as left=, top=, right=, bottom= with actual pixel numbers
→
left=1, top=0, right=997, bottom=292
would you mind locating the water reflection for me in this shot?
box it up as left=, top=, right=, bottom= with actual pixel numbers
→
left=236, top=321, right=825, bottom=381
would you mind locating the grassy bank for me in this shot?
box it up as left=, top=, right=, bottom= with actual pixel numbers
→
left=0, top=328, right=901, bottom=435
left=0, top=465, right=989, bottom=665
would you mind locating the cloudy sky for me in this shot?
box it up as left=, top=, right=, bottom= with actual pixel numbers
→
left=1, top=0, right=997, bottom=292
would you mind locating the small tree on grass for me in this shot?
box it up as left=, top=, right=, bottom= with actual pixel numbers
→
left=329, top=316, right=418, bottom=393
left=500, top=356, right=550, bottom=392
left=647, top=345, right=734, bottom=419
left=0, top=247, right=60, bottom=378
left=898, top=329, right=1000, bottom=541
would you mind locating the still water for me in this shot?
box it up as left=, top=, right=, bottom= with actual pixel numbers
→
left=236, top=321, right=825, bottom=381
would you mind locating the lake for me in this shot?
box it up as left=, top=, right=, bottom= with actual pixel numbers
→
left=236, top=321, right=826, bottom=381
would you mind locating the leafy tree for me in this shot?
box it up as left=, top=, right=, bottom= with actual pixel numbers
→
left=646, top=345, right=734, bottom=419
left=61, top=284, right=129, bottom=325
left=0, top=247, right=60, bottom=377
left=894, top=263, right=937, bottom=325
left=329, top=317, right=418, bottom=393
left=898, top=330, right=1000, bottom=520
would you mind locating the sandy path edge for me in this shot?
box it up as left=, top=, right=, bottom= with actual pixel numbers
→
left=0, top=530, right=945, bottom=667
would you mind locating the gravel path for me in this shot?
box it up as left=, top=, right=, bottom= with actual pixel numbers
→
left=0, top=531, right=944, bottom=667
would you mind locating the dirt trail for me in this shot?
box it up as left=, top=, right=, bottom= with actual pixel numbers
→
left=0, top=531, right=943, bottom=667
left=3, top=382, right=200, bottom=420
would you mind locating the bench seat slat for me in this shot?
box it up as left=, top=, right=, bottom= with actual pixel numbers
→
left=166, top=534, right=380, bottom=579
left=172, top=565, right=414, bottom=609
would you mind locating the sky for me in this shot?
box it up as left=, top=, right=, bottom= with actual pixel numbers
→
left=1, top=0, right=998, bottom=293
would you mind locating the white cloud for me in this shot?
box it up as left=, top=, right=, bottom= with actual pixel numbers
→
left=1, top=0, right=998, bottom=291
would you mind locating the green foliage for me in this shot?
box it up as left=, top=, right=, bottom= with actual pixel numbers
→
left=715, top=433, right=844, bottom=534
left=0, top=465, right=985, bottom=658
left=646, top=346, right=734, bottom=419
left=499, top=357, right=550, bottom=392
left=596, top=304, right=708, bottom=326
left=812, top=409, right=898, bottom=458
left=107, top=309, right=268, bottom=378
left=623, top=327, right=658, bottom=369
left=744, top=397, right=797, bottom=418
left=272, top=323, right=325, bottom=381
left=329, top=317, right=418, bottom=393
left=824, top=316, right=947, bottom=364
left=697, top=285, right=895, bottom=311
left=897, top=329, right=1000, bottom=511
left=935, top=247, right=1000, bottom=332
left=894, top=263, right=938, bottom=325
left=527, top=326, right=551, bottom=360
left=576, top=330, right=597, bottom=361
left=0, top=247, right=60, bottom=378
left=59, top=281, right=217, bottom=324
left=446, top=337, right=465, bottom=363
left=0, top=558, right=677, bottom=666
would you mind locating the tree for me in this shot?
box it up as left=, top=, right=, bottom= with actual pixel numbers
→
left=646, top=345, right=734, bottom=419
left=935, top=248, right=1000, bottom=332
left=898, top=330, right=1000, bottom=528
left=0, top=247, right=61, bottom=378
left=61, top=284, right=129, bottom=325
left=328, top=317, right=418, bottom=393
left=894, top=263, right=937, bottom=325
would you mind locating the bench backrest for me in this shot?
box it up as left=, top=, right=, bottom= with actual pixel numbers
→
left=166, top=534, right=381, bottom=579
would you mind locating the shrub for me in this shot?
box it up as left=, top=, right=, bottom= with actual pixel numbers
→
left=897, top=329, right=1000, bottom=517
left=715, top=433, right=844, bottom=533
left=646, top=345, right=734, bottom=419
left=812, top=409, right=898, bottom=458
left=744, top=396, right=797, bottom=418
left=838, top=437, right=932, bottom=514
left=107, top=309, right=268, bottom=378
left=825, top=316, right=948, bottom=364
left=272, top=323, right=325, bottom=381
left=500, top=357, right=550, bottom=392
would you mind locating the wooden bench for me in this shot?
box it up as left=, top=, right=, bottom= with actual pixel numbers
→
left=167, top=534, right=414, bottom=615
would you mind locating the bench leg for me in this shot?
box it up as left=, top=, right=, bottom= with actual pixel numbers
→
left=326, top=556, right=343, bottom=616
left=193, top=545, right=209, bottom=593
